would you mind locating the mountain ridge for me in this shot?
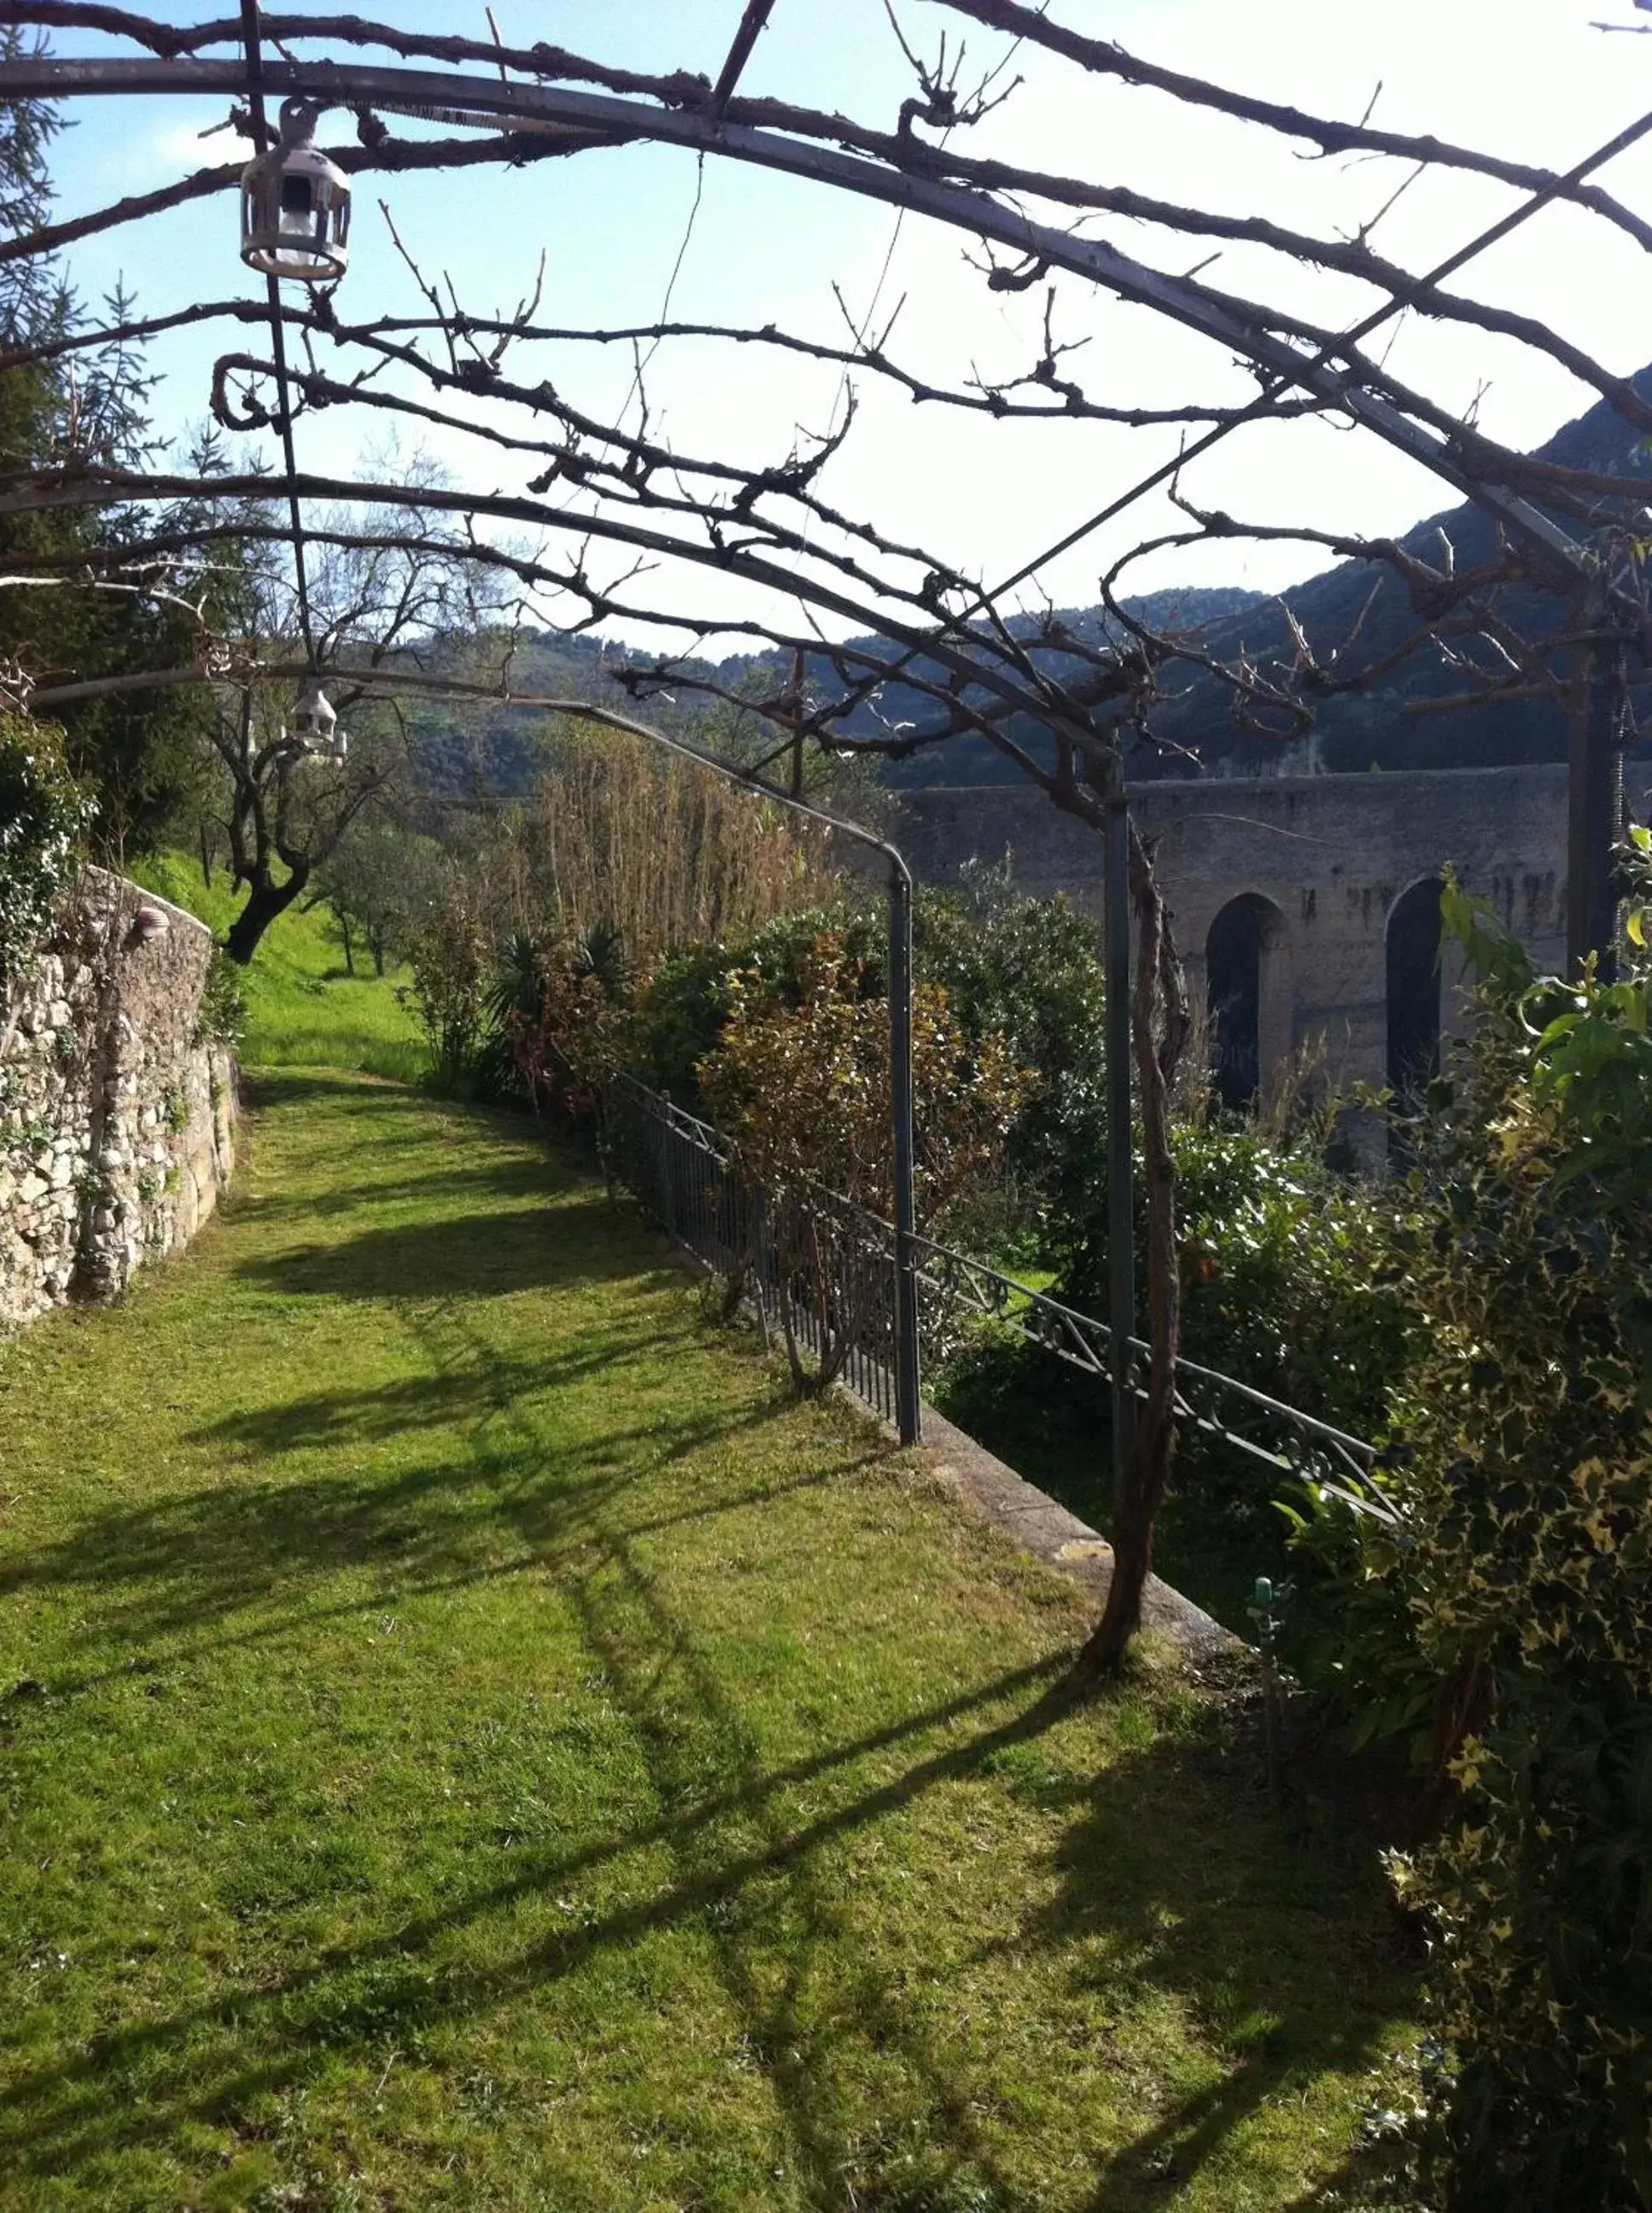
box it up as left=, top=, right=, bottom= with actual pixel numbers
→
left=415, top=374, right=1650, bottom=792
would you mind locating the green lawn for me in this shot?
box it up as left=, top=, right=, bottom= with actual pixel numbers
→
left=0, top=1074, right=1416, bottom=2210
left=131, top=853, right=425, bottom=1083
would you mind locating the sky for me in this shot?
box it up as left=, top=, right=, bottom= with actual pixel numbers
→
left=28, top=0, right=1652, bottom=650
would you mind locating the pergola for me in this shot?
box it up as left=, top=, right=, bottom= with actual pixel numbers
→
left=3, top=0, right=1649, bottom=1651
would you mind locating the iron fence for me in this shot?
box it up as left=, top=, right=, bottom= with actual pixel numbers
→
left=604, top=1074, right=1397, bottom=1526
left=604, top=1075, right=902, bottom=1424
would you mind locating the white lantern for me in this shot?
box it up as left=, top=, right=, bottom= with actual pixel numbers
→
left=291, top=679, right=337, bottom=752
left=240, top=99, right=351, bottom=284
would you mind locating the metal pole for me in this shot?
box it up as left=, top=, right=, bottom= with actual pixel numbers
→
left=888, top=855, right=922, bottom=1447
left=1567, top=586, right=1622, bottom=982
left=1104, top=785, right=1136, bottom=1472
left=498, top=698, right=923, bottom=1440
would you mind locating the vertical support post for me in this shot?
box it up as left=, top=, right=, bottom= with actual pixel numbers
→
left=888, top=855, right=922, bottom=1446
left=787, top=646, right=807, bottom=802
left=1104, top=785, right=1136, bottom=1472
left=1567, top=586, right=1622, bottom=982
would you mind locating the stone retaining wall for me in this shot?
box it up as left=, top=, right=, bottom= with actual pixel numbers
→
left=1, top=871, right=236, bottom=1331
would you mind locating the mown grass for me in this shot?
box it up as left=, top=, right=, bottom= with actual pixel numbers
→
left=130, top=852, right=425, bottom=1083
left=0, top=1071, right=1417, bottom=2210
left=931, top=1351, right=1280, bottom=1638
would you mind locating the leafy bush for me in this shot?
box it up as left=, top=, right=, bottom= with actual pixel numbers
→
left=487, top=923, right=633, bottom=1130
left=930, top=1115, right=1415, bottom=1637
left=196, top=946, right=247, bottom=1048
left=699, top=932, right=1024, bottom=1229
left=628, top=899, right=884, bottom=1107
left=1375, top=874, right=1652, bottom=2210
left=915, top=861, right=1109, bottom=1252
left=698, top=932, right=1024, bottom=1393
left=0, top=713, right=90, bottom=996
left=633, top=868, right=1106, bottom=1241
left=408, top=883, right=487, bottom=1093
left=1057, top=1116, right=1410, bottom=1519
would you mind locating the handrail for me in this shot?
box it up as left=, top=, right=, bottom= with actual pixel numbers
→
left=605, top=1073, right=1401, bottom=1528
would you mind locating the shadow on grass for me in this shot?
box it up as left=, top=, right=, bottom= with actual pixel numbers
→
left=2, top=1076, right=1407, bottom=2206
left=242, top=1154, right=569, bottom=1225
left=15, top=1423, right=1396, bottom=2204
left=234, top=1204, right=649, bottom=1302
left=0, top=1375, right=802, bottom=1663
left=231, top=1079, right=660, bottom=1305
left=1, top=1625, right=1398, bottom=2211
left=1023, top=1766, right=1401, bottom=2210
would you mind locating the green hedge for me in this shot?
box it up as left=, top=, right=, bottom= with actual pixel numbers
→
left=0, top=713, right=89, bottom=994
left=1381, top=879, right=1652, bottom=2210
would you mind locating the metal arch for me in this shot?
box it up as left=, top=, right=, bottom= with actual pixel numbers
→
left=0, top=50, right=1598, bottom=587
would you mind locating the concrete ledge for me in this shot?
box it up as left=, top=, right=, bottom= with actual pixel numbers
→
left=650, top=1226, right=1240, bottom=1661
left=912, top=1402, right=1240, bottom=1660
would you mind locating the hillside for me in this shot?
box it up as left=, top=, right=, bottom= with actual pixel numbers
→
left=131, top=853, right=424, bottom=1082
left=1138, top=376, right=1652, bottom=779
left=406, top=374, right=1650, bottom=794
left=407, top=587, right=1268, bottom=797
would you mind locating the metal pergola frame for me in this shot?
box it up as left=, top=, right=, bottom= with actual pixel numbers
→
left=3, top=8, right=1646, bottom=1470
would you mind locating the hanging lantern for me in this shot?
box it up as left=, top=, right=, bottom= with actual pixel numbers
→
left=291, top=678, right=337, bottom=752
left=240, top=99, right=351, bottom=283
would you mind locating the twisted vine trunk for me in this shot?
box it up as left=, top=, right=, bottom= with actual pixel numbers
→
left=1079, top=826, right=1191, bottom=1676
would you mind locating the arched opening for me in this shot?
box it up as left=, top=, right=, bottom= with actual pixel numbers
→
left=1386, top=876, right=1445, bottom=1107
left=1206, top=893, right=1283, bottom=1111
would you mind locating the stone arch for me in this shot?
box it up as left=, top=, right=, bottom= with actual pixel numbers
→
left=1386, top=874, right=1445, bottom=1106
left=1205, top=892, right=1290, bottom=1110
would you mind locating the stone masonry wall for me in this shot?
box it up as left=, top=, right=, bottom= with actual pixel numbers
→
left=892, top=762, right=1568, bottom=1083
left=0, top=871, right=236, bottom=1331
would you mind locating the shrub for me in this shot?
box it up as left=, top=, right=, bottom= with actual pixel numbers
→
left=196, top=947, right=246, bottom=1048
left=698, top=932, right=1024, bottom=1393
left=1377, top=873, right=1652, bottom=2210
left=0, top=712, right=90, bottom=998
left=1058, top=1116, right=1410, bottom=1517
left=634, top=869, right=1108, bottom=1241
left=408, top=883, right=487, bottom=1092
left=487, top=923, right=632, bottom=1131
left=915, top=862, right=1109, bottom=1252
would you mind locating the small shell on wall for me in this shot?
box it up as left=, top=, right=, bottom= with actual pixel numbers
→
left=125, top=904, right=172, bottom=950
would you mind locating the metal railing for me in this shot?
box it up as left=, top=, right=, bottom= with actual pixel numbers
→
left=604, top=1074, right=1397, bottom=1524
left=604, top=1075, right=904, bottom=1425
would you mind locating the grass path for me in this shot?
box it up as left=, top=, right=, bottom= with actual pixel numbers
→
left=0, top=1074, right=1415, bottom=2210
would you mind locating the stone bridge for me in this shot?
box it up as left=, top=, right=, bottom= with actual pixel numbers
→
left=892, top=764, right=1571, bottom=1158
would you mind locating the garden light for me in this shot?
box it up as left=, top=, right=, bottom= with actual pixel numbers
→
left=291, top=678, right=346, bottom=762
left=240, top=98, right=351, bottom=283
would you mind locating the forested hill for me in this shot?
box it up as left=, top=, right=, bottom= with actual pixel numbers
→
left=408, top=588, right=1267, bottom=796
left=1135, top=371, right=1652, bottom=780
left=416, top=373, right=1649, bottom=793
